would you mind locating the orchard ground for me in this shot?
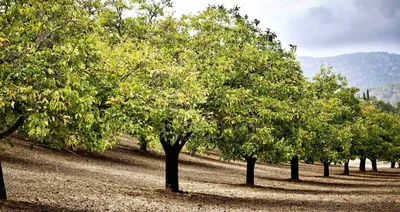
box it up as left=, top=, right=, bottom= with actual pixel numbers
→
left=0, top=136, right=399, bottom=212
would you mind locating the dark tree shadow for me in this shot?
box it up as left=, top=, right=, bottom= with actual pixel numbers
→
left=256, top=175, right=394, bottom=188
left=0, top=200, right=84, bottom=212
left=152, top=189, right=399, bottom=211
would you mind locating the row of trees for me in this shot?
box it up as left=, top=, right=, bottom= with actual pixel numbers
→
left=1, top=0, right=399, bottom=197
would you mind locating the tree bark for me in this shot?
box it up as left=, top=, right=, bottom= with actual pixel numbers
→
left=0, top=162, right=6, bottom=200
left=139, top=137, right=148, bottom=152
left=323, top=162, right=330, bottom=177
left=359, top=157, right=366, bottom=172
left=160, top=129, right=192, bottom=192
left=344, top=162, right=349, bottom=175
left=164, top=147, right=180, bottom=192
left=245, top=156, right=257, bottom=185
left=371, top=159, right=377, bottom=171
left=391, top=162, right=396, bottom=168
left=290, top=155, right=299, bottom=180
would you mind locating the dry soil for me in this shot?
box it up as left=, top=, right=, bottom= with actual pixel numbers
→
left=0, top=136, right=399, bottom=211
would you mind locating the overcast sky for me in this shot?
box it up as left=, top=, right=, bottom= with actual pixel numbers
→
left=170, top=0, right=400, bottom=57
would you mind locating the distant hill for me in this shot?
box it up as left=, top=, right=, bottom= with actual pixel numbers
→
left=369, top=82, right=400, bottom=106
left=298, top=52, right=400, bottom=104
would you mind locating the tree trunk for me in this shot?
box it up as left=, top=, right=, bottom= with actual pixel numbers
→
left=245, top=156, right=257, bottom=185
left=164, top=147, right=180, bottom=192
left=344, top=162, right=349, bottom=175
left=160, top=128, right=192, bottom=192
left=139, top=138, right=148, bottom=152
left=290, top=155, right=299, bottom=180
left=371, top=159, right=377, bottom=171
left=0, top=162, right=6, bottom=200
left=359, top=157, right=366, bottom=172
left=323, top=162, right=330, bottom=177
left=391, top=162, right=395, bottom=168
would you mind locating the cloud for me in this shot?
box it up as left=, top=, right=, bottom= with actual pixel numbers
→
left=170, top=0, right=400, bottom=56
left=283, top=0, right=400, bottom=50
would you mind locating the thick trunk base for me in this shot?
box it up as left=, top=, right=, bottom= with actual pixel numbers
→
left=164, top=149, right=180, bottom=192
left=291, top=155, right=299, bottom=180
left=245, top=157, right=256, bottom=185
left=0, top=162, right=7, bottom=200
left=359, top=157, right=366, bottom=172
left=371, top=159, right=377, bottom=172
left=323, top=162, right=329, bottom=177
left=344, top=162, right=349, bottom=175
left=391, top=162, right=395, bottom=169
left=140, top=141, right=147, bottom=152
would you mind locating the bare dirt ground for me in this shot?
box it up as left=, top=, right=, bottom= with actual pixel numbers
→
left=0, top=136, right=399, bottom=212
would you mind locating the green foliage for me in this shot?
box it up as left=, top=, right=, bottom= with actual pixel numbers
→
left=184, top=6, right=306, bottom=164
left=0, top=0, right=124, bottom=151
left=1, top=0, right=398, bottom=173
left=301, top=66, right=361, bottom=163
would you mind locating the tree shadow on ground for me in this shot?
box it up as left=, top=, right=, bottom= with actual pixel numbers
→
left=184, top=153, right=246, bottom=170
left=357, top=171, right=400, bottom=177
left=188, top=179, right=399, bottom=196
left=350, top=171, right=400, bottom=179
left=152, top=189, right=399, bottom=211
left=78, top=147, right=148, bottom=168
left=0, top=200, right=83, bottom=212
left=328, top=175, right=399, bottom=182
left=117, top=143, right=238, bottom=171
left=256, top=175, right=395, bottom=189
left=232, top=183, right=399, bottom=195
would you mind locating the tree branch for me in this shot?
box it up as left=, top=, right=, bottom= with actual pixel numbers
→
left=178, top=131, right=192, bottom=150
left=0, top=116, right=25, bottom=141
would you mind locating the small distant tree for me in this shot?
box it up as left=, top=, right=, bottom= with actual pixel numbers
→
left=355, top=102, right=392, bottom=172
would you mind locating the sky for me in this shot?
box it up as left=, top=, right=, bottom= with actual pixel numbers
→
left=170, top=0, right=400, bottom=57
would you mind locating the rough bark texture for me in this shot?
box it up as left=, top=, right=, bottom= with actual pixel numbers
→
left=0, top=162, right=6, bottom=200
left=391, top=162, right=395, bottom=169
left=291, top=155, right=299, bottom=180
left=323, top=162, right=329, bottom=177
left=245, top=156, right=256, bottom=185
left=359, top=157, right=366, bottom=172
left=344, top=162, right=349, bottom=175
left=371, top=159, right=377, bottom=172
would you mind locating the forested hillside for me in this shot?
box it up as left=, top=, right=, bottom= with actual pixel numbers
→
left=369, top=82, right=400, bottom=106
left=298, top=52, right=400, bottom=104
